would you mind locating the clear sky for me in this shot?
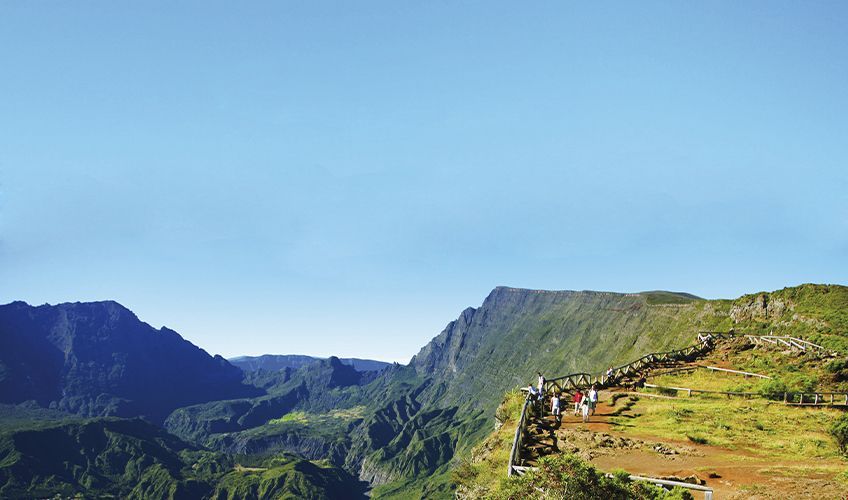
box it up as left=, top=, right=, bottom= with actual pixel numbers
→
left=1, top=2, right=846, bottom=362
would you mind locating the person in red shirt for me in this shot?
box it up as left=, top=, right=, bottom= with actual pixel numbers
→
left=572, top=389, right=583, bottom=416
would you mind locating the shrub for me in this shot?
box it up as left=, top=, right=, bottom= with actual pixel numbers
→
left=758, top=378, right=787, bottom=400
left=610, top=393, right=628, bottom=406
left=825, top=359, right=848, bottom=382
left=657, top=387, right=678, bottom=397
left=686, top=434, right=709, bottom=445
left=670, top=407, right=693, bottom=422
left=825, top=359, right=848, bottom=373
left=496, top=454, right=693, bottom=499
left=829, top=413, right=848, bottom=456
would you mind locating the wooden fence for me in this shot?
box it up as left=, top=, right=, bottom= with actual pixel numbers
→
left=643, top=383, right=848, bottom=406
left=506, top=395, right=532, bottom=476
left=745, top=335, right=831, bottom=353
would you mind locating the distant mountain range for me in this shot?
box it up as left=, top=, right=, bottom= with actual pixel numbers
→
left=229, top=354, right=391, bottom=373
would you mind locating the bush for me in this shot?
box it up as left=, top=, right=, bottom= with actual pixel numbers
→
left=496, top=454, right=693, bottom=499
left=758, top=378, right=787, bottom=400
left=829, top=413, right=848, bottom=456
left=610, top=393, right=628, bottom=406
left=825, top=359, right=848, bottom=382
left=825, top=359, right=848, bottom=373
left=656, top=387, right=679, bottom=397
left=686, top=434, right=709, bottom=445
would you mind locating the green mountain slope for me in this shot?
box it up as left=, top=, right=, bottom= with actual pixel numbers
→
left=0, top=416, right=364, bottom=499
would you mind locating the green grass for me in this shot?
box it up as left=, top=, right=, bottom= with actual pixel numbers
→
left=651, top=369, right=762, bottom=393
left=267, top=406, right=366, bottom=427
left=610, top=396, right=843, bottom=460
left=449, top=390, right=527, bottom=498
left=641, top=291, right=703, bottom=305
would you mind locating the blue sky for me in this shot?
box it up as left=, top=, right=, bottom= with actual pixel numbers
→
left=1, top=2, right=846, bottom=362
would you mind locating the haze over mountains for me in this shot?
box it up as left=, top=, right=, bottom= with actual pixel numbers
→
left=1, top=283, right=846, bottom=498
left=230, top=354, right=391, bottom=374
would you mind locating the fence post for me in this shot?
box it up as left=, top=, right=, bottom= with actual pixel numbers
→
left=815, top=394, right=819, bottom=405
left=800, top=394, right=804, bottom=405
left=783, top=392, right=787, bottom=403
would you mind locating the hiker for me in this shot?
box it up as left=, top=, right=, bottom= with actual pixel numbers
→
left=572, top=389, right=583, bottom=415
left=580, top=394, right=590, bottom=423
left=588, top=385, right=598, bottom=416
left=527, top=384, right=538, bottom=401
left=551, top=392, right=561, bottom=424
left=606, top=367, right=614, bottom=380
left=537, top=372, right=546, bottom=396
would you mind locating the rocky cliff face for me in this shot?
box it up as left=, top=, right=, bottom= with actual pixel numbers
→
left=407, top=286, right=702, bottom=413
left=0, top=301, right=260, bottom=424
left=730, top=293, right=790, bottom=323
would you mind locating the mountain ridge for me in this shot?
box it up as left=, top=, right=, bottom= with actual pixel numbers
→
left=0, top=300, right=260, bottom=424
left=230, top=354, right=391, bottom=373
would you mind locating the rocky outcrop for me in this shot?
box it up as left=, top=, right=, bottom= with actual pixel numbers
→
left=730, top=293, right=791, bottom=323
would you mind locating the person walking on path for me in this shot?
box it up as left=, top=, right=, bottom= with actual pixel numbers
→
left=551, top=393, right=561, bottom=424
left=572, top=390, right=583, bottom=415
left=537, top=372, right=546, bottom=396
left=588, top=385, right=598, bottom=416
left=580, top=395, right=590, bottom=423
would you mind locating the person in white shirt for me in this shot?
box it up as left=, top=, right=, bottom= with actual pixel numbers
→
left=588, top=385, right=598, bottom=415
left=580, top=395, right=590, bottom=423
left=527, top=384, right=538, bottom=400
left=551, top=393, right=561, bottom=424
left=537, top=372, right=546, bottom=396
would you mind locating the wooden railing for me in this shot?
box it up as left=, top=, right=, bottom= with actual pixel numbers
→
left=643, top=383, right=848, bottom=406
left=700, top=365, right=771, bottom=378
left=544, top=334, right=719, bottom=395
left=506, top=395, right=532, bottom=476
left=628, top=475, right=714, bottom=500
left=745, top=335, right=829, bottom=353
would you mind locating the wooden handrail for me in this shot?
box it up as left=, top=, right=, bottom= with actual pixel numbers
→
left=628, top=475, right=714, bottom=499
left=507, top=396, right=532, bottom=476
left=700, top=365, right=771, bottom=379
left=643, top=383, right=848, bottom=404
